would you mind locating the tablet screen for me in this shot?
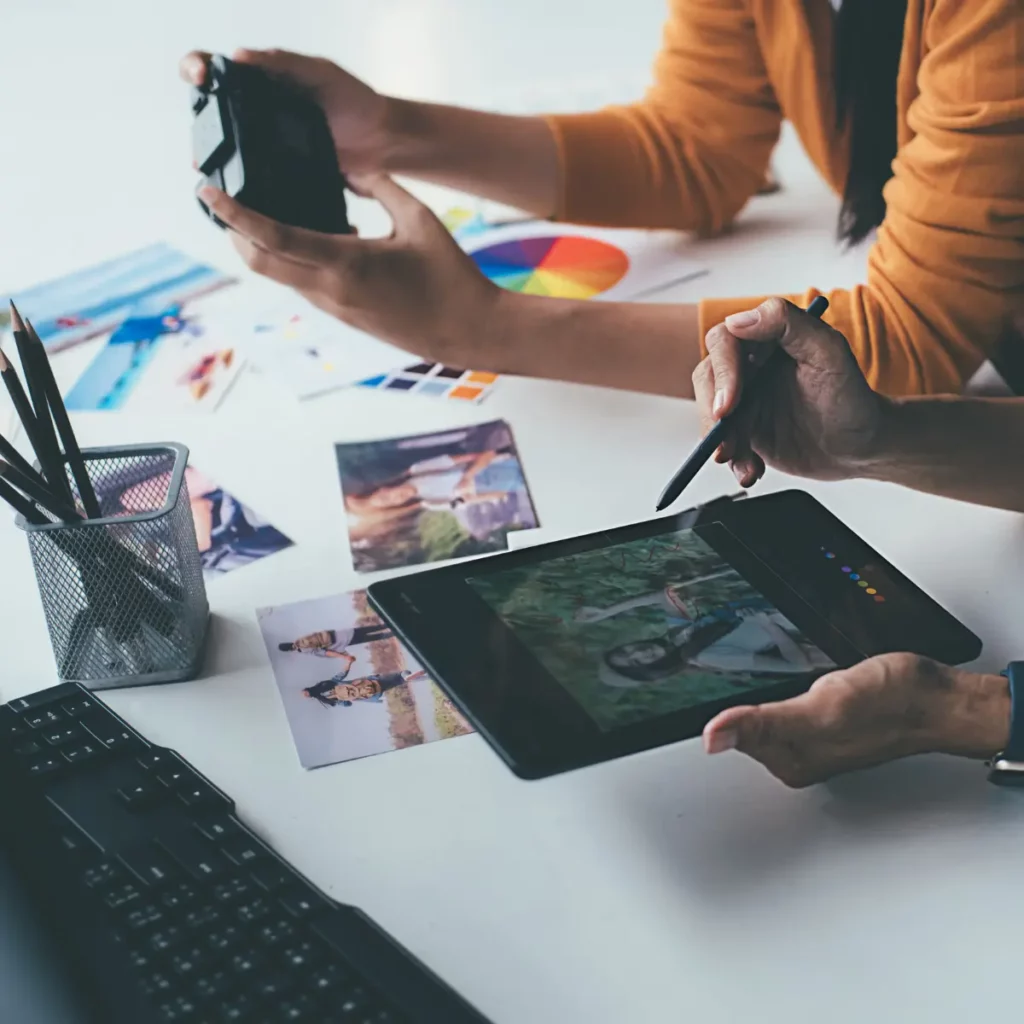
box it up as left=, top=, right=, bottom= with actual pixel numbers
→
left=468, top=523, right=835, bottom=732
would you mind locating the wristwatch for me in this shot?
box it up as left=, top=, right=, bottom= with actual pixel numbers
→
left=987, top=661, right=1024, bottom=786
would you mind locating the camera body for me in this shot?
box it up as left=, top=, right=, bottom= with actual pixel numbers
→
left=191, top=55, right=351, bottom=234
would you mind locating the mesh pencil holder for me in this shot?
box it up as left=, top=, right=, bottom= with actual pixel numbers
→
left=16, top=442, right=210, bottom=690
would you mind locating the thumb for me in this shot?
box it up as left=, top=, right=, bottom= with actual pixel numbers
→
left=347, top=173, right=433, bottom=233
left=703, top=703, right=774, bottom=755
left=725, top=296, right=853, bottom=375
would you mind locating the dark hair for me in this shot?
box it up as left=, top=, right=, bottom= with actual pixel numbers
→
left=834, top=0, right=908, bottom=246
left=278, top=642, right=296, bottom=652
left=304, top=679, right=351, bottom=708
left=603, top=618, right=738, bottom=683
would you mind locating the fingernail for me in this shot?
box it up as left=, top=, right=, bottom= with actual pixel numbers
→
left=186, top=55, right=205, bottom=80
left=706, top=728, right=738, bottom=755
left=712, top=390, right=726, bottom=417
left=725, top=309, right=760, bottom=329
left=198, top=185, right=220, bottom=206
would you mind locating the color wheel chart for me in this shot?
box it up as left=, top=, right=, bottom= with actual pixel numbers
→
left=469, top=236, right=629, bottom=299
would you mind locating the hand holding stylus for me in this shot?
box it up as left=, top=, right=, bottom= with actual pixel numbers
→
left=691, top=297, right=888, bottom=489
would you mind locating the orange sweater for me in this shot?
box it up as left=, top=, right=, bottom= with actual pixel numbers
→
left=545, top=0, right=1024, bottom=395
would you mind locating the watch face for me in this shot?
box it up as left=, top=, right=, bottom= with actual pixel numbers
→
left=987, top=758, right=1024, bottom=787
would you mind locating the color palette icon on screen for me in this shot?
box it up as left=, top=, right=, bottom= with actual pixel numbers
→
left=822, top=548, right=884, bottom=602
left=469, top=235, right=630, bottom=299
left=353, top=362, right=500, bottom=404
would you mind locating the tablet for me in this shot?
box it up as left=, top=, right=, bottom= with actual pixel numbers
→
left=368, top=491, right=982, bottom=779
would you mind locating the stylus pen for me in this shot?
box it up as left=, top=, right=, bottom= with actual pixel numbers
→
left=655, top=295, right=829, bottom=512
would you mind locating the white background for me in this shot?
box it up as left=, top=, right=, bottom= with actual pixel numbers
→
left=3, top=2, right=1024, bottom=1022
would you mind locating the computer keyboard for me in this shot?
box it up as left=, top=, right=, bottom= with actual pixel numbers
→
left=0, top=681, right=490, bottom=1024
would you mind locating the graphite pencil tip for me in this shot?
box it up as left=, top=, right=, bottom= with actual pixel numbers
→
left=8, top=301, right=25, bottom=333
left=0, top=346, right=8, bottom=372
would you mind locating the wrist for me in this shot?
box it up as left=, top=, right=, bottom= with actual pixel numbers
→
left=377, top=97, right=436, bottom=175
left=930, top=668, right=1010, bottom=760
left=837, top=394, right=902, bottom=481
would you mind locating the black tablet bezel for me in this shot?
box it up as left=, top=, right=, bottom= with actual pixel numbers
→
left=369, top=490, right=982, bottom=779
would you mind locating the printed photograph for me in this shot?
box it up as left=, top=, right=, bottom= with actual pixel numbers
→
left=1, top=242, right=232, bottom=352
left=104, top=465, right=293, bottom=577
left=469, top=528, right=834, bottom=731
left=65, top=300, right=244, bottom=413
left=336, top=420, right=539, bottom=573
left=257, top=590, right=473, bottom=769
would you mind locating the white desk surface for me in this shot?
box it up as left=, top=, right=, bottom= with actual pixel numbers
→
left=3, top=2, right=1024, bottom=1021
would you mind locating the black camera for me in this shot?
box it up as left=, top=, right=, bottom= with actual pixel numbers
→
left=191, top=54, right=351, bottom=234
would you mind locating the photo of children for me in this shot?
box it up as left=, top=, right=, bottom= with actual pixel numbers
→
left=336, top=420, right=539, bottom=573
left=106, top=465, right=293, bottom=577
left=257, top=591, right=474, bottom=768
left=469, top=528, right=834, bottom=731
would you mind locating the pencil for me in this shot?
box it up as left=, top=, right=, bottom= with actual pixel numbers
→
left=0, top=459, right=80, bottom=522
left=0, top=341, right=40, bottom=445
left=24, top=316, right=102, bottom=519
left=0, top=473, right=46, bottom=524
left=0, top=428, right=50, bottom=490
left=9, top=302, right=72, bottom=504
left=655, top=296, right=830, bottom=512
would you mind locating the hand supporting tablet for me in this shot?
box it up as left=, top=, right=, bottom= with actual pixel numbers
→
left=369, top=490, right=981, bottom=779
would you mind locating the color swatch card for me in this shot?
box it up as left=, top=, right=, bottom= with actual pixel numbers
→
left=65, top=300, right=244, bottom=413
left=1, top=243, right=233, bottom=353
left=353, top=362, right=500, bottom=404
left=461, top=223, right=707, bottom=302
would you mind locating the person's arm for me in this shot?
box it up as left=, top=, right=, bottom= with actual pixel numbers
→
left=699, top=0, right=1024, bottom=395
left=693, top=297, right=1024, bottom=512
left=861, top=396, right=1024, bottom=512
left=574, top=592, right=665, bottom=623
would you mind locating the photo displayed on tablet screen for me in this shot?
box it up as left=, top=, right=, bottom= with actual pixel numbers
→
left=468, top=527, right=835, bottom=731
left=336, top=420, right=539, bottom=573
left=257, top=590, right=473, bottom=769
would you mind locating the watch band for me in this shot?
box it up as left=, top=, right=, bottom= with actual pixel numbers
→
left=987, top=662, right=1024, bottom=786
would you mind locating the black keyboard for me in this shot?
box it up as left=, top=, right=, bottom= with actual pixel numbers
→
left=0, top=682, right=490, bottom=1024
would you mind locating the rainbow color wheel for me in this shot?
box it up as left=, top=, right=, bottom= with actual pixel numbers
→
left=469, top=236, right=629, bottom=299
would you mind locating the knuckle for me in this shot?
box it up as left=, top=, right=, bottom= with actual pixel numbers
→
left=704, top=322, right=732, bottom=352
left=692, top=358, right=712, bottom=388
left=758, top=296, right=790, bottom=325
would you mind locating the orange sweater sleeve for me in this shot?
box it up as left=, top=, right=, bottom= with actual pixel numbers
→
left=701, top=0, right=1024, bottom=395
left=543, top=0, right=782, bottom=235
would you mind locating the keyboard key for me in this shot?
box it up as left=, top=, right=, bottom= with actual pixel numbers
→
left=127, top=946, right=157, bottom=972
left=181, top=904, right=222, bottom=931
left=194, top=818, right=244, bottom=844
left=83, top=862, right=123, bottom=889
left=41, top=723, right=84, bottom=746
left=222, top=836, right=265, bottom=867
left=119, top=844, right=179, bottom=887
left=250, top=861, right=293, bottom=893
left=57, top=829, right=98, bottom=861
left=161, top=880, right=200, bottom=912
left=255, top=972, right=294, bottom=1001
left=213, top=876, right=255, bottom=904
left=8, top=683, right=80, bottom=713
left=118, top=780, right=167, bottom=811
left=137, top=748, right=176, bottom=772
left=192, top=969, right=234, bottom=1001
left=278, top=888, right=328, bottom=920
left=170, top=945, right=207, bottom=977
left=63, top=742, right=102, bottom=765
left=255, top=917, right=297, bottom=948
left=140, top=971, right=175, bottom=999
left=157, top=767, right=191, bottom=789
left=60, top=697, right=96, bottom=717
left=149, top=925, right=185, bottom=954
left=158, top=833, right=229, bottom=881
left=308, top=963, right=347, bottom=996
left=219, top=994, right=254, bottom=1022
left=275, top=993, right=320, bottom=1021
left=23, top=708, right=64, bottom=729
left=124, top=904, right=167, bottom=932
left=178, top=784, right=223, bottom=810
left=235, top=896, right=273, bottom=925
left=279, top=940, right=324, bottom=971
left=82, top=715, right=139, bottom=752
left=0, top=706, right=27, bottom=740
left=207, top=924, right=245, bottom=955
left=26, top=754, right=63, bottom=776
left=228, top=948, right=266, bottom=977
left=338, top=989, right=370, bottom=1016
left=104, top=881, right=144, bottom=911
left=156, top=994, right=199, bottom=1021
left=13, top=739, right=43, bottom=756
